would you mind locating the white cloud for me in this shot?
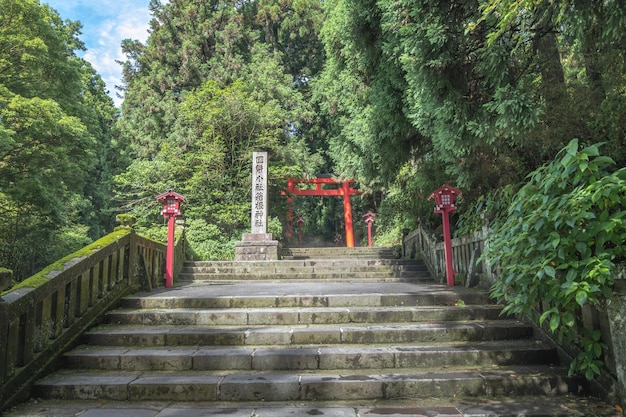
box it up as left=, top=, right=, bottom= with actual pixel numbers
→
left=89, top=8, right=150, bottom=106
left=44, top=0, right=151, bottom=107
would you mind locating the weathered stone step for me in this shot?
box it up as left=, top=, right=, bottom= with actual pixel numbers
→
left=178, top=272, right=430, bottom=281
left=34, top=366, right=583, bottom=402
left=177, top=277, right=433, bottom=285
left=83, top=320, right=533, bottom=346
left=120, top=288, right=492, bottom=309
left=180, top=264, right=427, bottom=275
left=184, top=259, right=424, bottom=269
left=106, top=305, right=504, bottom=326
left=179, top=260, right=429, bottom=280
left=63, top=340, right=558, bottom=371
left=281, top=247, right=398, bottom=260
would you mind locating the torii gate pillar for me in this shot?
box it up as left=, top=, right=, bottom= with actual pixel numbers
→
left=342, top=181, right=355, bottom=247
left=284, top=177, right=359, bottom=248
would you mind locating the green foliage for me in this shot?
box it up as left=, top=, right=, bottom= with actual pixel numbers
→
left=455, top=186, right=517, bottom=237
left=267, top=216, right=283, bottom=241
left=483, top=139, right=626, bottom=379
left=316, top=0, right=625, bottom=245
left=115, top=0, right=325, bottom=250
left=0, top=0, right=117, bottom=279
left=184, top=219, right=235, bottom=261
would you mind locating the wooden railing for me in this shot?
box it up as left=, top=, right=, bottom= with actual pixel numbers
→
left=0, top=228, right=185, bottom=410
left=403, top=223, right=496, bottom=287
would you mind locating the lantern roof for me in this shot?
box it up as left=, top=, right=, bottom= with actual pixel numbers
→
left=427, top=184, right=461, bottom=201
left=156, top=190, right=187, bottom=204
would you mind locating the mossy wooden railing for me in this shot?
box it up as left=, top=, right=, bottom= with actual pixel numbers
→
left=0, top=228, right=185, bottom=410
left=404, top=223, right=625, bottom=402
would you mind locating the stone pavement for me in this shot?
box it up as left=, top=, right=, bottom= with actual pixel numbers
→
left=4, top=396, right=620, bottom=417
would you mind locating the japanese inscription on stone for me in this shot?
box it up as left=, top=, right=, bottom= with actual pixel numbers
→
left=251, top=151, right=268, bottom=234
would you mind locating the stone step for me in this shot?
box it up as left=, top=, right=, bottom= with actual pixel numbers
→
left=63, top=340, right=559, bottom=371
left=181, top=266, right=427, bottom=274
left=119, top=287, right=493, bottom=310
left=177, top=275, right=433, bottom=284
left=183, top=260, right=425, bottom=272
left=5, top=396, right=620, bottom=417
left=105, top=305, right=504, bottom=326
left=83, top=320, right=533, bottom=347
left=180, top=267, right=428, bottom=276
left=281, top=247, right=398, bottom=260
left=34, top=366, right=584, bottom=402
left=179, top=259, right=431, bottom=283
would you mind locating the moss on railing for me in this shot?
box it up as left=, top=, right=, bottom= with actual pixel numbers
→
left=0, top=228, right=175, bottom=411
left=2, top=228, right=131, bottom=296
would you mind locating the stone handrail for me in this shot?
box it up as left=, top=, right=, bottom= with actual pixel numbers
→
left=0, top=228, right=184, bottom=410
left=403, top=223, right=625, bottom=402
left=403, top=223, right=496, bottom=287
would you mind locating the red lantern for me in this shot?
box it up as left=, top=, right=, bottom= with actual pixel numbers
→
left=156, top=190, right=187, bottom=288
left=363, top=211, right=376, bottom=247
left=428, top=184, right=461, bottom=213
left=428, top=184, right=461, bottom=286
left=157, top=190, right=186, bottom=218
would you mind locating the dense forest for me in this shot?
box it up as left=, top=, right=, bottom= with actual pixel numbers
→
left=1, top=0, right=624, bottom=280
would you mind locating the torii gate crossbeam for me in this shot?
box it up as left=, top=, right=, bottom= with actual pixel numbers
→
left=284, top=177, right=360, bottom=247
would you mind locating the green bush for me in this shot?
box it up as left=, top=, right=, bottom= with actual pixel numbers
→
left=483, top=139, right=626, bottom=380
left=185, top=218, right=235, bottom=260
left=267, top=216, right=283, bottom=241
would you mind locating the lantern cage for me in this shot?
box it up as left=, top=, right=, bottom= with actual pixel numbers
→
left=363, top=211, right=376, bottom=224
left=156, top=190, right=187, bottom=217
left=428, top=184, right=461, bottom=212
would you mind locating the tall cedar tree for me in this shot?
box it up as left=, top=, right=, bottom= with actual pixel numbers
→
left=115, top=0, right=325, bottom=252
left=315, top=0, right=625, bottom=231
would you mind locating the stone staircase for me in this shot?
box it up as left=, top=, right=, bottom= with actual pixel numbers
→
left=281, top=246, right=398, bottom=259
left=17, top=248, right=616, bottom=416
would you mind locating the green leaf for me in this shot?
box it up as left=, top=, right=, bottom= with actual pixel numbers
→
left=549, top=314, right=560, bottom=332
left=593, top=343, right=602, bottom=357
left=575, top=290, right=588, bottom=306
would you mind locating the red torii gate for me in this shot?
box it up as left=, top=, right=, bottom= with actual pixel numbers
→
left=284, top=177, right=360, bottom=247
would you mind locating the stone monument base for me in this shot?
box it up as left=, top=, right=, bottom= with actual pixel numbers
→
left=235, top=233, right=279, bottom=261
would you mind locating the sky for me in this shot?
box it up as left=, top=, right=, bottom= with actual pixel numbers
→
left=43, top=0, right=153, bottom=107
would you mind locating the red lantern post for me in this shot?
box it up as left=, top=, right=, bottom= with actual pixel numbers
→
left=428, top=184, right=461, bottom=286
left=156, top=190, right=187, bottom=288
left=363, top=211, right=376, bottom=247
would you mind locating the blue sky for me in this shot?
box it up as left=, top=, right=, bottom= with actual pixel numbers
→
left=43, top=0, right=153, bottom=106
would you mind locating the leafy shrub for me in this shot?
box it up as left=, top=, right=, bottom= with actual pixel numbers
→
left=185, top=218, right=235, bottom=260
left=483, top=139, right=626, bottom=379
left=267, top=216, right=283, bottom=241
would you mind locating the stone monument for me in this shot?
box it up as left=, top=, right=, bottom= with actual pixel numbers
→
left=235, top=151, right=279, bottom=260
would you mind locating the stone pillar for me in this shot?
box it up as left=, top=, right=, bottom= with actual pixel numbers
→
left=235, top=152, right=279, bottom=261
left=251, top=151, right=268, bottom=234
